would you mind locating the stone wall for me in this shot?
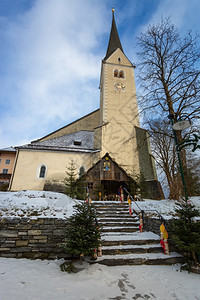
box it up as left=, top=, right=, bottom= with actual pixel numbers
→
left=143, top=216, right=176, bottom=249
left=135, top=127, right=155, bottom=180
left=143, top=216, right=168, bottom=235
left=0, top=217, right=70, bottom=259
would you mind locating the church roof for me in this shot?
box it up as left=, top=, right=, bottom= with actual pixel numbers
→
left=104, top=9, right=124, bottom=60
left=36, top=109, right=100, bottom=142
left=18, top=131, right=98, bottom=153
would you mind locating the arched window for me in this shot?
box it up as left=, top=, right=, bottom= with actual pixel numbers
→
left=119, top=70, right=124, bottom=78
left=39, top=165, right=46, bottom=178
left=114, top=69, right=119, bottom=77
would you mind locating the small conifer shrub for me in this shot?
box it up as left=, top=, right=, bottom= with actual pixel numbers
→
left=62, top=202, right=102, bottom=261
left=171, top=200, right=200, bottom=269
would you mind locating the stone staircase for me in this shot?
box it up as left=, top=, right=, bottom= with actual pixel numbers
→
left=93, top=201, right=183, bottom=266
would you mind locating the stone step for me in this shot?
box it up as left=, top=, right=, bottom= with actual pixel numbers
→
left=97, top=211, right=131, bottom=216
left=98, top=213, right=138, bottom=218
left=102, top=239, right=160, bottom=247
left=95, top=207, right=130, bottom=211
left=91, top=252, right=184, bottom=266
left=95, top=207, right=129, bottom=211
left=97, top=207, right=130, bottom=211
left=93, top=201, right=129, bottom=206
left=98, top=217, right=138, bottom=222
left=102, top=227, right=138, bottom=233
left=99, top=222, right=140, bottom=227
left=97, top=211, right=130, bottom=215
left=102, top=232, right=160, bottom=246
left=102, top=244, right=162, bottom=255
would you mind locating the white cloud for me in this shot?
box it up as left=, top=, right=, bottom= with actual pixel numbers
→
left=0, top=0, right=108, bottom=147
left=134, top=0, right=200, bottom=39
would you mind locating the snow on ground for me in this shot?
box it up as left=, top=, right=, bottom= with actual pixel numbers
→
left=0, top=190, right=199, bottom=220
left=0, top=190, right=79, bottom=219
left=0, top=191, right=200, bottom=299
left=132, top=197, right=200, bottom=219
left=0, top=257, right=200, bottom=300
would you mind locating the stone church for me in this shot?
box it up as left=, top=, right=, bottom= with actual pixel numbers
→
left=9, top=11, right=164, bottom=200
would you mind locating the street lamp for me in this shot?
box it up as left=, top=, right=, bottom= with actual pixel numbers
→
left=168, top=114, right=192, bottom=201
left=172, top=115, right=192, bottom=131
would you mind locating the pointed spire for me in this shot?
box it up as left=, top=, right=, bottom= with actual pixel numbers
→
left=104, top=9, right=124, bottom=60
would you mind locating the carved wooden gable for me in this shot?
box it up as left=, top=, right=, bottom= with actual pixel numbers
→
left=86, top=153, right=130, bottom=182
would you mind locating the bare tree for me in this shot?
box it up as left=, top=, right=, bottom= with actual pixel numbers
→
left=137, top=17, right=200, bottom=122
left=148, top=119, right=200, bottom=199
left=147, top=119, right=180, bottom=199
left=137, top=17, right=200, bottom=198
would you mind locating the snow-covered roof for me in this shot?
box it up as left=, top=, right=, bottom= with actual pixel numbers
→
left=0, top=147, right=16, bottom=152
left=18, top=131, right=98, bottom=153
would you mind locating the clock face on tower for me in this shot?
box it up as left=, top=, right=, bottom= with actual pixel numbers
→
left=115, top=83, right=125, bottom=91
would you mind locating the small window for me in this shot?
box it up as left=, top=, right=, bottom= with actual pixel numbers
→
left=114, top=69, right=118, bottom=77
left=119, top=70, right=124, bottom=78
left=5, top=159, right=11, bottom=165
left=88, top=182, right=93, bottom=190
left=2, top=169, right=8, bottom=174
left=39, top=165, right=46, bottom=178
left=74, top=141, right=82, bottom=146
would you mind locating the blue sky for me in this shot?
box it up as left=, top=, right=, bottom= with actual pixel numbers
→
left=0, top=0, right=199, bottom=148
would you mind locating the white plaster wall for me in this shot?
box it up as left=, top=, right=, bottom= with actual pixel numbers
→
left=10, top=150, right=93, bottom=191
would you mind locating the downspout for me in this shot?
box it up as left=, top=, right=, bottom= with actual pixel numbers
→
left=8, top=148, right=19, bottom=191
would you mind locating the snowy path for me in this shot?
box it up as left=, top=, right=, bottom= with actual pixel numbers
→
left=0, top=257, right=200, bottom=300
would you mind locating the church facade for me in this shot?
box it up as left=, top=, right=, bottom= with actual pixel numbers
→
left=9, top=11, right=164, bottom=200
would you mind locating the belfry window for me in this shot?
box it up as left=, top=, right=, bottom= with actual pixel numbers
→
left=119, top=70, right=124, bottom=78
left=39, top=165, right=46, bottom=178
left=114, top=69, right=125, bottom=78
left=114, top=69, right=119, bottom=77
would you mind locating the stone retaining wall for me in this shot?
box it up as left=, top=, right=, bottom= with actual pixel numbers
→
left=143, top=216, right=175, bottom=248
left=143, top=216, right=172, bottom=235
left=0, top=217, right=70, bottom=259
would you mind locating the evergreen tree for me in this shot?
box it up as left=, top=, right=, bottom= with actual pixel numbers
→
left=76, top=167, right=87, bottom=200
left=64, top=160, right=77, bottom=198
left=63, top=202, right=102, bottom=260
left=171, top=200, right=200, bottom=268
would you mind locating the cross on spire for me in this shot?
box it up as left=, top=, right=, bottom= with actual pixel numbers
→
left=104, top=9, right=124, bottom=60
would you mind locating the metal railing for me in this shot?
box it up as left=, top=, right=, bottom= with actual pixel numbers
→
left=124, top=188, right=170, bottom=254
left=123, top=188, right=166, bottom=225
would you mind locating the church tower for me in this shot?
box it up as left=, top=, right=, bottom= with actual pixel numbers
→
left=96, top=9, right=141, bottom=175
